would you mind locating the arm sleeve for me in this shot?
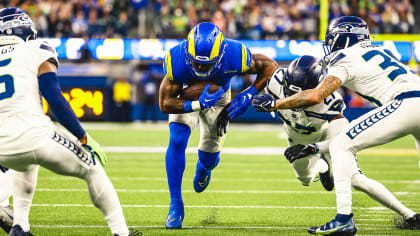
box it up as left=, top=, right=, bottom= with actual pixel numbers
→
left=38, top=72, right=85, bottom=139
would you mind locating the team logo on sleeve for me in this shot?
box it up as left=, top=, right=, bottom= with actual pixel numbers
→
left=346, top=100, right=402, bottom=139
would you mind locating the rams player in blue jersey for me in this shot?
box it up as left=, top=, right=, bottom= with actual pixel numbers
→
left=159, top=22, right=278, bottom=229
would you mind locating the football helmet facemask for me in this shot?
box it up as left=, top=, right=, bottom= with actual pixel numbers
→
left=185, top=22, right=226, bottom=79
left=0, top=8, right=37, bottom=46
left=324, top=16, right=370, bottom=56
left=283, top=55, right=323, bottom=97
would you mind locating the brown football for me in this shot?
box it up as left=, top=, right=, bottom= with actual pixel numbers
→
left=180, top=80, right=221, bottom=101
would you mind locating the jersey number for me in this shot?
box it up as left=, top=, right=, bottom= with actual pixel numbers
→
left=362, top=49, right=407, bottom=81
left=0, top=58, right=13, bottom=100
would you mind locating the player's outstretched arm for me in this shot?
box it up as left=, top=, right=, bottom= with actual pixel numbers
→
left=159, top=76, right=224, bottom=114
left=272, top=75, right=342, bottom=110
left=226, top=54, right=278, bottom=119
left=38, top=61, right=108, bottom=165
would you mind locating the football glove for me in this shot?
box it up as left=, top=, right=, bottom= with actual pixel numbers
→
left=227, top=86, right=258, bottom=119
left=82, top=133, right=108, bottom=166
left=252, top=94, right=276, bottom=112
left=216, top=104, right=231, bottom=137
left=284, top=144, right=318, bottom=163
left=198, top=84, right=224, bottom=110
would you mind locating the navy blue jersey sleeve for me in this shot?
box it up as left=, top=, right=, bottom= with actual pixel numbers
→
left=38, top=72, right=85, bottom=139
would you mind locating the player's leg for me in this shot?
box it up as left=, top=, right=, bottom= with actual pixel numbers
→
left=285, top=134, right=330, bottom=190
left=11, top=165, right=39, bottom=234
left=316, top=99, right=418, bottom=234
left=35, top=131, right=130, bottom=236
left=194, top=92, right=229, bottom=193
left=0, top=168, right=14, bottom=233
left=165, top=113, right=197, bottom=229
left=352, top=173, right=416, bottom=218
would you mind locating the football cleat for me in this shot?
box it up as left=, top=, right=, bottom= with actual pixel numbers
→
left=396, top=213, right=420, bottom=230
left=165, top=206, right=184, bottom=229
left=308, top=214, right=357, bottom=235
left=0, top=205, right=13, bottom=233
left=113, top=229, right=143, bottom=236
left=319, top=154, right=334, bottom=191
left=8, top=224, right=33, bottom=236
left=193, top=158, right=219, bottom=193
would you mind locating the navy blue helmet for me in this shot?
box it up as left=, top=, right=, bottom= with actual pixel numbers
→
left=324, top=16, right=369, bottom=55
left=283, top=55, right=322, bottom=96
left=0, top=8, right=37, bottom=46
left=185, top=22, right=226, bottom=79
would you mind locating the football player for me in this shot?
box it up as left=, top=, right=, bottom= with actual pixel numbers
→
left=256, top=55, right=419, bottom=235
left=159, top=22, right=278, bottom=229
left=252, top=16, right=420, bottom=235
left=0, top=8, right=132, bottom=236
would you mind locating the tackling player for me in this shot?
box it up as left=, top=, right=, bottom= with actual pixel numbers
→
left=252, top=16, right=420, bottom=235
left=159, top=22, right=278, bottom=229
left=0, top=8, right=133, bottom=236
left=256, top=55, right=420, bottom=235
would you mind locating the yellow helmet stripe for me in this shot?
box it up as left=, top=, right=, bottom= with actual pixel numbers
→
left=187, top=30, right=195, bottom=58
left=210, top=32, right=224, bottom=60
left=165, top=50, right=173, bottom=80
left=241, top=44, right=249, bottom=73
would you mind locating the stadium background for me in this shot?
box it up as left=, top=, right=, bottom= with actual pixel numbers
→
left=3, top=0, right=418, bottom=123
left=2, top=1, right=420, bottom=235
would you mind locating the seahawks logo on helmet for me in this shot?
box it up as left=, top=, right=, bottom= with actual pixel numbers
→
left=324, top=16, right=370, bottom=55
left=0, top=7, right=37, bottom=46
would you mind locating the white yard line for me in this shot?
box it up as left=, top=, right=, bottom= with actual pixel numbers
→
left=35, top=188, right=420, bottom=195
left=30, top=203, right=399, bottom=211
left=37, top=176, right=420, bottom=185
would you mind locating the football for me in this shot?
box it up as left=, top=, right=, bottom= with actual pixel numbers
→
left=180, top=80, right=221, bottom=101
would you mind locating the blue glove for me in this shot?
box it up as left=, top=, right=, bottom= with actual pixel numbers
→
left=198, top=84, right=224, bottom=109
left=227, top=86, right=258, bottom=119
left=252, top=94, right=276, bottom=112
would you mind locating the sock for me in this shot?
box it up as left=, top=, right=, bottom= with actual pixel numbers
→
left=84, top=163, right=129, bottom=235
left=351, top=174, right=416, bottom=219
left=336, top=213, right=353, bottom=222
left=197, top=150, right=220, bottom=170
left=335, top=176, right=352, bottom=215
left=13, top=165, right=39, bottom=232
left=166, top=123, right=190, bottom=209
left=329, top=137, right=355, bottom=215
left=0, top=170, right=13, bottom=206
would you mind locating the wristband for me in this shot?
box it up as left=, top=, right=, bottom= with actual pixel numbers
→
left=191, top=101, right=202, bottom=111
left=183, top=100, right=202, bottom=112
left=249, top=85, right=258, bottom=96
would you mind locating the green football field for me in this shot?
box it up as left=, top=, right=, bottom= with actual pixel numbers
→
left=5, top=122, right=420, bottom=236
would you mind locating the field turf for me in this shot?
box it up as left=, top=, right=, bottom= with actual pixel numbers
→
left=4, top=122, right=420, bottom=236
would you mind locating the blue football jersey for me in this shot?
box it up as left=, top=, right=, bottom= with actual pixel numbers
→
left=163, top=39, right=252, bottom=91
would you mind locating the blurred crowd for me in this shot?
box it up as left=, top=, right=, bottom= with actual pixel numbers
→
left=0, top=0, right=416, bottom=40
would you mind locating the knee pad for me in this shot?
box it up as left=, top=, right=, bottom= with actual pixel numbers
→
left=169, top=123, right=191, bottom=151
